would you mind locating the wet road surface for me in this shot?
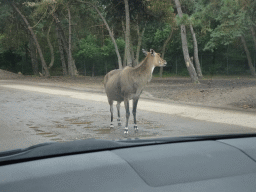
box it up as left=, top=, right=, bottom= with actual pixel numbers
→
left=1, top=80, right=256, bottom=152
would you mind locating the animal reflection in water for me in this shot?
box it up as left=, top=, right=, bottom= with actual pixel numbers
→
left=104, top=49, right=167, bottom=134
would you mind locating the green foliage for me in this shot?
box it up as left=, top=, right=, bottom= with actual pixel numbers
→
left=101, top=38, right=125, bottom=57
left=199, top=0, right=253, bottom=51
left=77, top=34, right=101, bottom=59
left=175, top=14, right=190, bottom=26
left=76, top=34, right=125, bottom=60
left=0, top=34, right=4, bottom=53
left=0, top=0, right=255, bottom=76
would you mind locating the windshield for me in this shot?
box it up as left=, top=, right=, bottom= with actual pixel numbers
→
left=0, top=0, right=256, bottom=153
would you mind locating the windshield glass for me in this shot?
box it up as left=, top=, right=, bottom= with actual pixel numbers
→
left=0, top=0, right=256, bottom=153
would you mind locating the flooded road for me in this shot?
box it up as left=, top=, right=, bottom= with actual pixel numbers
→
left=1, top=80, right=256, bottom=152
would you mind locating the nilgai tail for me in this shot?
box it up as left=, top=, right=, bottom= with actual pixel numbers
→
left=104, top=49, right=167, bottom=134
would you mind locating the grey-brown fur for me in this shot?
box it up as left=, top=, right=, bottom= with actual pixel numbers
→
left=104, top=49, right=167, bottom=134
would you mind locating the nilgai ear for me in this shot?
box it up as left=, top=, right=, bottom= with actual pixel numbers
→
left=150, top=49, right=156, bottom=57
left=142, top=49, right=148, bottom=56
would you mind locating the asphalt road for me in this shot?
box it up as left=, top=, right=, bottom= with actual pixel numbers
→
left=1, top=80, right=256, bottom=152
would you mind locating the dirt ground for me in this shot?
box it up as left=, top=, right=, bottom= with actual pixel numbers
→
left=1, top=69, right=256, bottom=112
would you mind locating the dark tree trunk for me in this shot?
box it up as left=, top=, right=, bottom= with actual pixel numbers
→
left=122, top=20, right=127, bottom=67
left=52, top=12, right=68, bottom=54
left=52, top=10, right=77, bottom=75
left=47, top=21, right=54, bottom=70
left=135, top=24, right=146, bottom=66
left=55, top=25, right=67, bottom=76
left=174, top=0, right=198, bottom=83
left=11, top=2, right=50, bottom=77
left=241, top=35, right=256, bottom=76
left=124, top=0, right=132, bottom=67
left=67, top=7, right=74, bottom=76
left=189, top=24, right=203, bottom=79
left=160, top=28, right=173, bottom=77
left=29, top=35, right=39, bottom=75
left=251, top=27, right=256, bottom=50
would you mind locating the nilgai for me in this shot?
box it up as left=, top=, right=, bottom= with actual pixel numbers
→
left=104, top=49, right=167, bottom=134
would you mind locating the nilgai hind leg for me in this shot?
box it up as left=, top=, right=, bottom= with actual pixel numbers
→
left=117, top=101, right=121, bottom=126
left=124, top=98, right=130, bottom=134
left=109, top=100, right=114, bottom=128
left=133, top=97, right=139, bottom=133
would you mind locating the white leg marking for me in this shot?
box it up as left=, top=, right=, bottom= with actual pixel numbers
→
left=117, top=118, right=121, bottom=126
left=124, top=127, right=128, bottom=134
left=134, top=125, right=138, bottom=132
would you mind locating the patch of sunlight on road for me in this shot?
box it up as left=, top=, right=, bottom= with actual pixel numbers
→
left=1, top=84, right=256, bottom=129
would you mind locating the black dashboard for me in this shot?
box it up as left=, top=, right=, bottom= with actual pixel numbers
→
left=1, top=135, right=256, bottom=192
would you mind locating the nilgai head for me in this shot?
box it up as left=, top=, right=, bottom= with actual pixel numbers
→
left=142, top=49, right=167, bottom=67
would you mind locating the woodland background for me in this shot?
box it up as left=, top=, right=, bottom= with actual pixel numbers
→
left=0, top=0, right=256, bottom=83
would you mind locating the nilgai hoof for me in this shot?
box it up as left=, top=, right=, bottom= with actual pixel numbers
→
left=124, top=127, right=128, bottom=134
left=110, top=124, right=114, bottom=128
left=117, top=119, right=121, bottom=126
left=134, top=125, right=138, bottom=133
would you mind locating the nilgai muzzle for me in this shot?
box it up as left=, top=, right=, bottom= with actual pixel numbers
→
left=104, top=49, right=167, bottom=134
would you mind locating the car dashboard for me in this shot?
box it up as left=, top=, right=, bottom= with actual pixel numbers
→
left=1, top=136, right=256, bottom=192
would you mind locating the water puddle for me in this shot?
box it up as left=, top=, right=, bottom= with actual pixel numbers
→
left=71, top=121, right=93, bottom=125
left=94, top=128, right=112, bottom=134
left=83, top=126, right=94, bottom=129
left=29, top=126, right=40, bottom=129
left=29, top=127, right=58, bottom=138
left=55, top=124, right=68, bottom=128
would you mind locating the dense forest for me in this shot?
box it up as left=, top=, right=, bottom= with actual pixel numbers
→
left=0, top=0, right=256, bottom=83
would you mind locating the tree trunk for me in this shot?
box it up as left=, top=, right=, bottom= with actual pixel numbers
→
left=130, top=39, right=135, bottom=66
left=189, top=24, right=203, bottom=79
left=67, top=7, right=74, bottom=76
left=92, top=63, right=95, bottom=77
left=52, top=10, right=78, bottom=75
left=122, top=20, right=127, bottom=67
left=55, top=25, right=67, bottom=76
left=124, top=0, right=132, bottom=67
left=77, top=0, right=122, bottom=69
left=29, top=34, right=39, bottom=75
left=135, top=25, right=146, bottom=66
left=241, top=35, right=256, bottom=76
left=160, top=28, right=173, bottom=77
left=47, top=21, right=54, bottom=70
left=11, top=2, right=50, bottom=77
left=174, top=0, right=198, bottom=83
left=251, top=26, right=256, bottom=50
left=52, top=12, right=68, bottom=54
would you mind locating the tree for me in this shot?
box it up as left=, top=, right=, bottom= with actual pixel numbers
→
left=201, top=0, right=256, bottom=76
left=77, top=0, right=123, bottom=69
left=189, top=23, right=203, bottom=78
left=124, top=0, right=132, bottom=67
left=160, top=28, right=173, bottom=77
left=67, top=6, right=75, bottom=76
left=241, top=35, right=256, bottom=76
left=46, top=20, right=54, bottom=70
left=174, top=0, right=198, bottom=83
left=55, top=25, right=68, bottom=76
left=10, top=2, right=50, bottom=77
left=28, top=34, right=39, bottom=75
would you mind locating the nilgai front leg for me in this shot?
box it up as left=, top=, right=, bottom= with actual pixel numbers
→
left=133, top=97, right=139, bottom=132
left=124, top=97, right=130, bottom=134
